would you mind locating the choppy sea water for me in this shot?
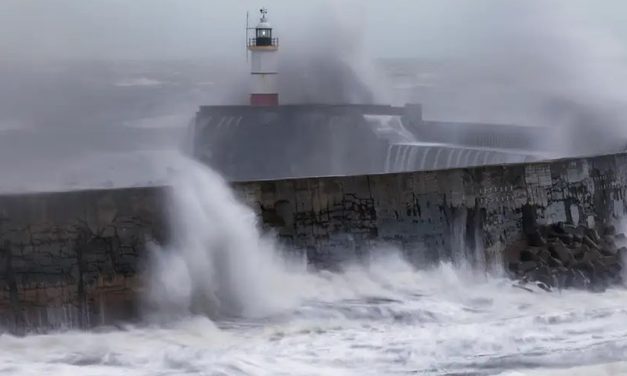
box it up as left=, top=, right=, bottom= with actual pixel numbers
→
left=3, top=157, right=627, bottom=376
left=2, top=261, right=627, bottom=376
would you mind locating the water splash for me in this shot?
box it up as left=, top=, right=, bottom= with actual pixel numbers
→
left=3, top=260, right=627, bottom=375
left=145, top=157, right=306, bottom=321
left=143, top=154, right=502, bottom=323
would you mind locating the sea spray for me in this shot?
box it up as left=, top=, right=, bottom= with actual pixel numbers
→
left=5, top=223, right=627, bottom=376
left=145, top=157, right=306, bottom=321
left=143, top=155, right=500, bottom=323
left=143, top=155, right=447, bottom=322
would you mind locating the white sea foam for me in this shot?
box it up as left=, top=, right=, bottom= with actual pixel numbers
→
left=2, top=156, right=626, bottom=375
left=2, top=261, right=627, bottom=375
left=146, top=157, right=311, bottom=320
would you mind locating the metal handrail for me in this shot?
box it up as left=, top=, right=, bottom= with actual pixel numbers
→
left=247, top=38, right=279, bottom=47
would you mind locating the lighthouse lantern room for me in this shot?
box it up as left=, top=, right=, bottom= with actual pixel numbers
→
left=247, top=8, right=279, bottom=107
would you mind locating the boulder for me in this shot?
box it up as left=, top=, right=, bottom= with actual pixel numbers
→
left=513, top=283, right=534, bottom=293
left=525, top=265, right=554, bottom=287
left=603, top=224, right=616, bottom=236
left=561, top=223, right=577, bottom=233
left=527, top=229, right=547, bottom=247
left=557, top=233, right=574, bottom=245
left=572, top=234, right=584, bottom=244
left=575, top=225, right=589, bottom=237
left=520, top=249, right=537, bottom=262
left=548, top=239, right=574, bottom=266
left=583, top=235, right=600, bottom=251
left=536, top=281, right=552, bottom=292
left=550, top=223, right=578, bottom=243
left=547, top=257, right=564, bottom=268
left=503, top=239, right=527, bottom=264
left=536, top=248, right=552, bottom=264
left=587, top=247, right=605, bottom=262
left=585, top=228, right=601, bottom=243
left=573, top=244, right=590, bottom=261
left=518, top=261, right=539, bottom=274
left=505, top=219, right=624, bottom=292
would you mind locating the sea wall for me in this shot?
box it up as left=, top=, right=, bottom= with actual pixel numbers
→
left=0, top=188, right=167, bottom=332
left=1, top=153, right=626, bottom=332
left=240, top=153, right=627, bottom=269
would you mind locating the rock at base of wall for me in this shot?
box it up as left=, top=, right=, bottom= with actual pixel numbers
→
left=506, top=221, right=624, bottom=292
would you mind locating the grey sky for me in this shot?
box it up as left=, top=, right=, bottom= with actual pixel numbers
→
left=1, top=0, right=627, bottom=192
left=2, top=0, right=627, bottom=61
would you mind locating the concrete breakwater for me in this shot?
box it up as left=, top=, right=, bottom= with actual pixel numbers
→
left=0, top=188, right=168, bottom=332
left=506, top=221, right=626, bottom=292
left=1, top=152, right=627, bottom=332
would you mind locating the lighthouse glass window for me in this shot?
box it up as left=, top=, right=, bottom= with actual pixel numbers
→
left=256, top=28, right=272, bottom=45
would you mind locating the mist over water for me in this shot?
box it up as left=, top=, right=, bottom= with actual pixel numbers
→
left=3, top=1, right=627, bottom=194
left=402, top=1, right=627, bottom=156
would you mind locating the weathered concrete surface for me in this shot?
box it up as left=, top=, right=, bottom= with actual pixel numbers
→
left=0, top=188, right=167, bottom=332
left=1, top=153, right=626, bottom=332
left=240, top=153, right=627, bottom=269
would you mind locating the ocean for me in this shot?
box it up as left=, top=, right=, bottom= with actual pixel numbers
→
left=1, top=262, right=627, bottom=375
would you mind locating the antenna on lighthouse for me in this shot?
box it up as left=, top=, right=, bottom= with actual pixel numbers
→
left=245, top=11, right=250, bottom=62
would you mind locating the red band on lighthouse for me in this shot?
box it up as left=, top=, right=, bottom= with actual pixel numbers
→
left=251, top=94, right=279, bottom=107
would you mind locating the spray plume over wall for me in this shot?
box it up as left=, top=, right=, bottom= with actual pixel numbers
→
left=242, top=0, right=627, bottom=156
left=276, top=0, right=392, bottom=105
left=411, top=0, right=627, bottom=156
left=2, top=1, right=627, bottom=193
left=146, top=157, right=306, bottom=320
left=144, top=155, right=491, bottom=323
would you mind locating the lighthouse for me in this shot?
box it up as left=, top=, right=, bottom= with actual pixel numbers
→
left=247, top=8, right=279, bottom=107
left=192, top=9, right=543, bottom=183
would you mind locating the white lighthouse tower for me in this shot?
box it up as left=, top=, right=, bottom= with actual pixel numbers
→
left=247, top=8, right=279, bottom=106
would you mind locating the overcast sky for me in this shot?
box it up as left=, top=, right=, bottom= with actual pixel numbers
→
left=2, top=0, right=627, bottom=61
left=2, top=0, right=627, bottom=190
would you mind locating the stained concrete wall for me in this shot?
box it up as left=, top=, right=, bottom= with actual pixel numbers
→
left=0, top=188, right=167, bottom=332
left=1, top=153, right=626, bottom=332
left=239, top=153, right=627, bottom=268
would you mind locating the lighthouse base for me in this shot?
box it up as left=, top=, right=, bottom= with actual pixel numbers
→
left=250, top=94, right=279, bottom=107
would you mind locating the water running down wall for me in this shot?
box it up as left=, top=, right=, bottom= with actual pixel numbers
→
left=0, top=152, right=626, bottom=332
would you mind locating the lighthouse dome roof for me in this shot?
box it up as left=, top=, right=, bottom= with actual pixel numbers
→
left=257, top=21, right=272, bottom=29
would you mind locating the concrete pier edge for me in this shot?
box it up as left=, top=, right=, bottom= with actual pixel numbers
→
left=1, top=151, right=626, bottom=332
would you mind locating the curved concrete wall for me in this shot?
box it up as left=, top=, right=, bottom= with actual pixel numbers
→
left=1, top=153, right=626, bottom=332
left=193, top=104, right=545, bottom=181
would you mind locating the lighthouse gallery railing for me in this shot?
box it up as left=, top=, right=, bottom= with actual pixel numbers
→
left=248, top=38, right=279, bottom=48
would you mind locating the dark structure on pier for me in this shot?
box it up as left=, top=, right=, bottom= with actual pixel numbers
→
left=191, top=103, right=548, bottom=181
